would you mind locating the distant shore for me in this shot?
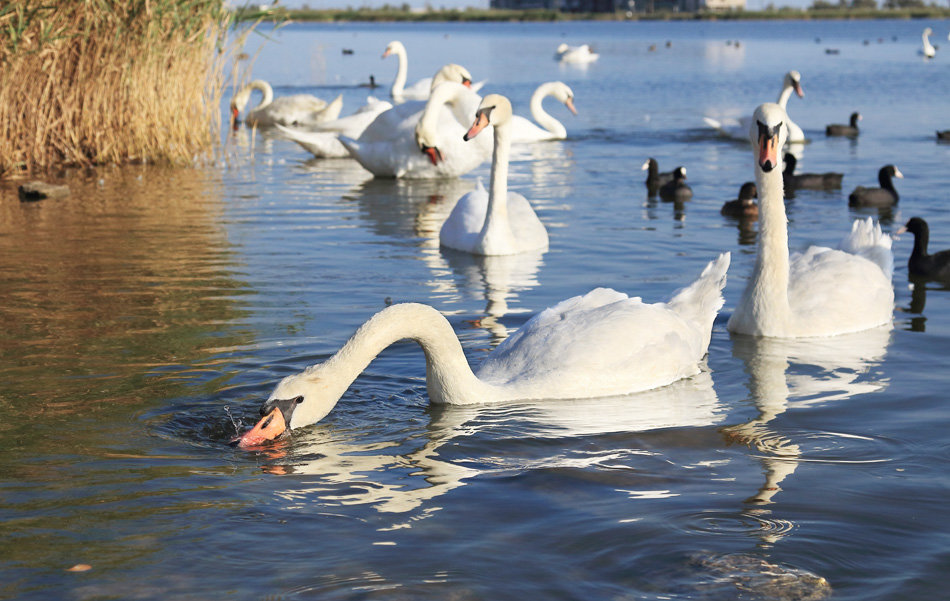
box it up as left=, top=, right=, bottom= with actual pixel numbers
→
left=233, top=6, right=950, bottom=23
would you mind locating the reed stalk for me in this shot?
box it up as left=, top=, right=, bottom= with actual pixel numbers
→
left=0, top=1, right=234, bottom=176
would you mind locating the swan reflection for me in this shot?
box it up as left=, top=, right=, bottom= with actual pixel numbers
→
left=725, top=327, right=891, bottom=509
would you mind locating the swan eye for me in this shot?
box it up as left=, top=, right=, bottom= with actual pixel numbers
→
left=293, top=396, right=304, bottom=404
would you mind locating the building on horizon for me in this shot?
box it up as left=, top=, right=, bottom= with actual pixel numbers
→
left=488, top=0, right=746, bottom=11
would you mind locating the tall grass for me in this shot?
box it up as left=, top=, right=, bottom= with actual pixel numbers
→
left=0, top=1, right=233, bottom=176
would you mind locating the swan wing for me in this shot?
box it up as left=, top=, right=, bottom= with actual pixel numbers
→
left=275, top=124, right=349, bottom=158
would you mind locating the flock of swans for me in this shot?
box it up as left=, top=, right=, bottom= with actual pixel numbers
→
left=231, top=39, right=916, bottom=448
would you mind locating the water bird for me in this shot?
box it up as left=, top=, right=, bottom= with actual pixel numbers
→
left=342, top=48, right=354, bottom=55
left=509, top=82, right=577, bottom=143
left=642, top=158, right=674, bottom=195
left=898, top=217, right=950, bottom=282
left=659, top=167, right=692, bottom=203
left=229, top=80, right=342, bottom=128
left=727, top=103, right=894, bottom=338
left=848, top=165, right=903, bottom=207
left=826, top=112, right=861, bottom=137
left=439, top=94, right=549, bottom=256
left=554, top=43, right=599, bottom=63
left=921, top=28, right=936, bottom=58
left=704, top=70, right=806, bottom=144
left=937, top=130, right=950, bottom=141
left=720, top=182, right=758, bottom=219
left=383, top=41, right=485, bottom=102
left=236, top=253, right=731, bottom=446
left=783, top=153, right=843, bottom=191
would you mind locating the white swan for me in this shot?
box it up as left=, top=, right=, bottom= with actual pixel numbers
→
left=510, top=82, right=577, bottom=143
left=229, top=80, right=342, bottom=128
left=440, top=95, right=549, bottom=256
left=921, top=27, right=936, bottom=58
left=342, top=81, right=491, bottom=179
left=236, top=252, right=730, bottom=445
left=555, top=43, right=599, bottom=64
left=383, top=41, right=486, bottom=102
left=275, top=97, right=393, bottom=158
left=704, top=70, right=806, bottom=144
left=727, top=103, right=893, bottom=338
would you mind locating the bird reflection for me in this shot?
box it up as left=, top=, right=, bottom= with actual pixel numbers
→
left=724, top=327, right=891, bottom=511
left=904, top=275, right=950, bottom=332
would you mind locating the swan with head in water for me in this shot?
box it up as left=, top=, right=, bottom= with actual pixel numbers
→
left=236, top=252, right=731, bottom=445
left=509, top=82, right=577, bottom=143
left=439, top=94, right=549, bottom=255
left=229, top=80, right=342, bottom=128
left=727, top=103, right=893, bottom=338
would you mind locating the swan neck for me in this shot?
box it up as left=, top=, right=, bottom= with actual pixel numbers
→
left=326, top=304, right=500, bottom=405
left=252, top=80, right=273, bottom=109
left=481, top=120, right=512, bottom=242
left=390, top=47, right=408, bottom=98
left=776, top=83, right=793, bottom=108
left=750, top=161, right=792, bottom=322
left=530, top=84, right=566, bottom=138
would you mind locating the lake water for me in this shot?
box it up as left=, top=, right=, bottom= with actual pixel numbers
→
left=2, top=17, right=949, bottom=601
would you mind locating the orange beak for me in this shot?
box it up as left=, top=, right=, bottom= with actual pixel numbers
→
left=237, top=407, right=287, bottom=447
left=794, top=81, right=804, bottom=98
left=758, top=133, right=779, bottom=173
left=464, top=111, right=490, bottom=141
left=422, top=145, right=444, bottom=165
left=382, top=48, right=392, bottom=59
left=230, top=106, right=240, bottom=130
left=565, top=98, right=577, bottom=115
left=462, top=78, right=472, bottom=88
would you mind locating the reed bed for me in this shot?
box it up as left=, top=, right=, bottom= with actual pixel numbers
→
left=0, top=1, right=233, bottom=176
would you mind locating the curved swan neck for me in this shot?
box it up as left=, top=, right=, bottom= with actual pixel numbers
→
left=249, top=80, right=273, bottom=109
left=418, top=82, right=470, bottom=141
left=529, top=82, right=567, bottom=138
left=776, top=82, right=793, bottom=108
left=388, top=43, right=409, bottom=98
left=325, top=304, right=500, bottom=406
left=479, top=116, right=513, bottom=249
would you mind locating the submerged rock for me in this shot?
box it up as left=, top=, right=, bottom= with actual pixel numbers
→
left=18, top=181, right=70, bottom=202
left=692, top=552, right=832, bottom=601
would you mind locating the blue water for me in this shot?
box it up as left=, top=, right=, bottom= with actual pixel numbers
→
left=1, top=18, right=949, bottom=601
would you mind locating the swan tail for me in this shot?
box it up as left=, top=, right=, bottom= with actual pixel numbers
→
left=667, top=252, right=731, bottom=352
left=839, top=217, right=893, bottom=278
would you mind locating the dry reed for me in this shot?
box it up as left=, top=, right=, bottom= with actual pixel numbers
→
left=0, top=1, right=234, bottom=176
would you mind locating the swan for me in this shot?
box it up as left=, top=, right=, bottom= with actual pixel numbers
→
left=898, top=217, right=950, bottom=282
left=727, top=103, right=894, bottom=338
left=236, top=252, right=731, bottom=446
left=704, top=70, right=806, bottom=144
left=921, top=28, right=936, bottom=58
left=826, top=112, right=861, bottom=137
left=847, top=165, right=902, bottom=207
left=642, top=158, right=674, bottom=196
left=229, top=80, right=341, bottom=128
left=721, top=182, right=758, bottom=219
left=555, top=43, right=599, bottom=64
left=439, top=94, right=549, bottom=256
left=659, top=166, right=693, bottom=202
left=383, top=41, right=485, bottom=102
left=510, top=82, right=577, bottom=143
left=275, top=97, right=394, bottom=158
left=783, top=153, right=843, bottom=191
left=342, top=81, right=491, bottom=179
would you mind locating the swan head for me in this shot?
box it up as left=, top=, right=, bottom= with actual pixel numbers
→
left=556, top=42, right=569, bottom=54
left=432, top=64, right=474, bottom=90
left=382, top=40, right=405, bottom=59
left=236, top=369, right=337, bottom=447
left=463, top=94, right=513, bottom=141
left=924, top=27, right=933, bottom=36
left=551, top=81, right=578, bottom=115
left=229, top=89, right=251, bottom=127
left=784, top=70, right=804, bottom=98
left=750, top=103, right=788, bottom=174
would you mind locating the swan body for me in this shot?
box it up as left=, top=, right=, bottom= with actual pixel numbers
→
left=727, top=103, right=894, bottom=338
left=921, top=28, right=936, bottom=58
left=783, top=153, right=843, bottom=191
left=848, top=165, right=903, bottom=207
left=275, top=97, right=394, bottom=158
left=440, top=95, right=549, bottom=256
left=237, top=252, right=731, bottom=445
left=721, top=182, right=758, bottom=219
left=659, top=167, right=693, bottom=202
left=555, top=43, right=599, bottom=64
left=826, top=112, right=861, bottom=137
left=342, top=81, right=491, bottom=179
left=899, top=217, right=950, bottom=281
left=510, top=82, right=577, bottom=143
left=704, top=70, right=805, bottom=144
left=229, top=80, right=341, bottom=128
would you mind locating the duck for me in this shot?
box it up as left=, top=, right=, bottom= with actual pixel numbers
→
left=826, top=112, right=861, bottom=137
left=848, top=165, right=903, bottom=207
left=720, top=182, right=758, bottom=219
left=510, top=82, right=577, bottom=143
left=439, top=95, right=548, bottom=256
left=921, top=28, right=936, bottom=59
left=659, top=167, right=693, bottom=203
left=937, top=130, right=950, bottom=141
left=783, top=153, right=843, bottom=191
left=898, top=217, right=950, bottom=281
left=704, top=71, right=806, bottom=144
left=554, top=43, right=599, bottom=64
left=235, top=252, right=731, bottom=446
left=341, top=79, right=491, bottom=179
left=642, top=158, right=674, bottom=196
left=229, top=80, right=342, bottom=128
left=727, top=103, right=894, bottom=338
